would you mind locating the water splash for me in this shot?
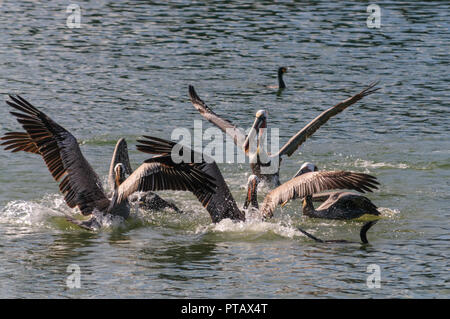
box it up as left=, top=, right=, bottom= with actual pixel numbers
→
left=194, top=212, right=309, bottom=240
left=353, top=159, right=409, bottom=169
left=0, top=194, right=67, bottom=228
left=378, top=207, right=401, bottom=218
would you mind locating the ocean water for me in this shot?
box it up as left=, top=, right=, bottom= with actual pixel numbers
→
left=0, top=1, right=448, bottom=298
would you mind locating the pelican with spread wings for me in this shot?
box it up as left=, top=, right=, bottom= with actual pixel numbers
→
left=1, top=95, right=216, bottom=230
left=188, top=82, right=379, bottom=186
left=136, top=135, right=379, bottom=223
left=107, top=138, right=183, bottom=213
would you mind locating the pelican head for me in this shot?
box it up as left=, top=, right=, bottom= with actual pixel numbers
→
left=294, top=162, right=318, bottom=178
left=243, top=110, right=267, bottom=153
left=243, top=174, right=260, bottom=209
left=114, top=163, right=127, bottom=188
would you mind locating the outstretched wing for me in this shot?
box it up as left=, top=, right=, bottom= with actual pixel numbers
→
left=113, top=154, right=217, bottom=207
left=136, top=135, right=245, bottom=222
left=1, top=131, right=40, bottom=154
left=260, top=170, right=379, bottom=219
left=108, top=138, right=133, bottom=191
left=1, top=95, right=109, bottom=215
left=275, top=81, right=380, bottom=158
left=189, top=85, right=247, bottom=152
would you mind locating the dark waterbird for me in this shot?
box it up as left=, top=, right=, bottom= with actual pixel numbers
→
left=0, top=95, right=216, bottom=230
left=188, top=81, right=380, bottom=187
left=266, top=66, right=288, bottom=91
left=297, top=221, right=378, bottom=244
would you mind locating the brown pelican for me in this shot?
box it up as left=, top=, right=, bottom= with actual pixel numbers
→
left=243, top=167, right=379, bottom=220
left=188, top=81, right=379, bottom=186
left=244, top=174, right=379, bottom=243
left=291, top=162, right=380, bottom=220
left=136, top=135, right=379, bottom=223
left=108, top=138, right=182, bottom=213
left=0, top=95, right=216, bottom=230
left=136, top=136, right=245, bottom=223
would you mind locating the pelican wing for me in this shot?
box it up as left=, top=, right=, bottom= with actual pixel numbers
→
left=1, top=131, right=39, bottom=154
left=136, top=135, right=245, bottom=222
left=108, top=138, right=133, bottom=191
left=2, top=95, right=109, bottom=215
left=275, top=82, right=380, bottom=158
left=260, top=170, right=379, bottom=219
left=189, top=85, right=247, bottom=152
left=113, top=154, right=217, bottom=207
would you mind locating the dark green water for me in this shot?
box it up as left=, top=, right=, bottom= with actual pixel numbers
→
left=0, top=1, right=448, bottom=298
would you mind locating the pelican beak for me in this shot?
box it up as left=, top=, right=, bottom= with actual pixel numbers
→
left=293, top=168, right=306, bottom=178
left=115, top=167, right=122, bottom=188
left=243, top=113, right=266, bottom=153
left=114, top=164, right=125, bottom=189
left=244, top=177, right=259, bottom=209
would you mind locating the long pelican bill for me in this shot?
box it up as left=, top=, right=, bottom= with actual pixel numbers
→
left=243, top=112, right=266, bottom=154
left=108, top=138, right=132, bottom=191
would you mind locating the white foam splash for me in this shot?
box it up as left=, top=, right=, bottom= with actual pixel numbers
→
left=378, top=207, right=401, bottom=218
left=0, top=195, right=67, bottom=227
left=354, top=159, right=409, bottom=169
left=194, top=214, right=309, bottom=239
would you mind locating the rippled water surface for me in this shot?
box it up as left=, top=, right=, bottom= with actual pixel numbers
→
left=0, top=1, right=448, bottom=298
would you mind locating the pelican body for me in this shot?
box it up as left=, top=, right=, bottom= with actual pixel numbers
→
left=139, top=136, right=379, bottom=225
left=1, top=95, right=216, bottom=230
left=109, top=138, right=182, bottom=214
left=294, top=163, right=380, bottom=220
left=302, top=192, right=380, bottom=220
left=188, top=82, right=379, bottom=187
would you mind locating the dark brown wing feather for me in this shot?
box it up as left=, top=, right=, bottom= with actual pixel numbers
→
left=1, top=95, right=109, bottom=215
left=189, top=85, right=247, bottom=152
left=136, top=135, right=245, bottom=222
left=275, top=81, right=380, bottom=157
left=114, top=154, right=217, bottom=206
left=260, top=170, right=379, bottom=218
left=1, top=131, right=40, bottom=154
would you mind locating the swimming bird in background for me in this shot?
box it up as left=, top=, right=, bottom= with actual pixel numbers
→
left=108, top=138, right=183, bottom=213
left=0, top=95, right=216, bottom=230
left=289, top=162, right=380, bottom=220
left=266, top=66, right=288, bottom=91
left=137, top=136, right=379, bottom=223
left=188, top=81, right=379, bottom=187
